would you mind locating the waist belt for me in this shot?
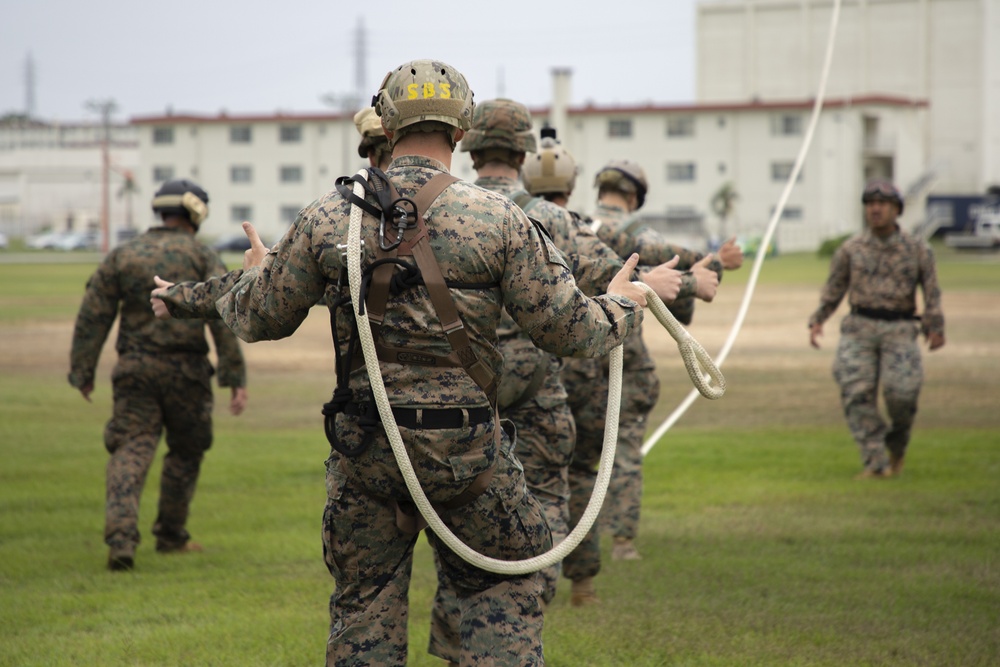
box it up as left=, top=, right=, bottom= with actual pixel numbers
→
left=851, top=306, right=918, bottom=321
left=342, top=402, right=492, bottom=430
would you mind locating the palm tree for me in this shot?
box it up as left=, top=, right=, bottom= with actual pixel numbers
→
left=116, top=169, right=139, bottom=231
left=710, top=181, right=739, bottom=241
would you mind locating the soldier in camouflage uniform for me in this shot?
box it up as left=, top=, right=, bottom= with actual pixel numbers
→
left=354, top=106, right=392, bottom=171
left=809, top=179, right=945, bottom=478
left=69, top=179, right=248, bottom=572
left=152, top=60, right=651, bottom=667
left=528, top=156, right=738, bottom=603
left=424, top=100, right=687, bottom=663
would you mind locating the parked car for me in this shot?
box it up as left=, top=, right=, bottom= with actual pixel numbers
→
left=212, top=233, right=267, bottom=252
left=26, top=231, right=63, bottom=249
left=0, top=231, right=8, bottom=250
left=51, top=231, right=97, bottom=251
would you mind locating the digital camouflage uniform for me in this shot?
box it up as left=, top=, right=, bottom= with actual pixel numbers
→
left=808, top=226, right=944, bottom=472
left=68, top=227, right=246, bottom=558
left=562, top=201, right=722, bottom=579
left=159, top=155, right=642, bottom=667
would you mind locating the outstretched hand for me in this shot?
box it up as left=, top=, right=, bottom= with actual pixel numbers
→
left=607, top=253, right=647, bottom=307
left=150, top=275, right=176, bottom=320
left=642, top=255, right=682, bottom=303
left=718, top=237, right=744, bottom=270
left=692, top=253, right=720, bottom=302
left=242, top=221, right=269, bottom=271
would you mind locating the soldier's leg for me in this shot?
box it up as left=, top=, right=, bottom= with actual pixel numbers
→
left=561, top=357, right=607, bottom=603
left=510, top=370, right=575, bottom=604
left=155, top=360, right=214, bottom=551
left=324, top=455, right=416, bottom=667
left=881, top=324, right=923, bottom=469
left=427, top=426, right=550, bottom=666
left=833, top=326, right=890, bottom=473
left=103, top=361, right=164, bottom=563
left=428, top=554, right=462, bottom=666
left=606, top=367, right=659, bottom=558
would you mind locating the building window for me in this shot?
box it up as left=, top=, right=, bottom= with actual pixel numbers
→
left=771, top=161, right=802, bottom=182
left=230, top=125, right=252, bottom=143
left=231, top=205, right=253, bottom=223
left=280, top=205, right=301, bottom=225
left=152, top=165, right=174, bottom=182
left=608, top=118, right=633, bottom=138
left=666, top=116, right=695, bottom=137
left=230, top=165, right=252, bottom=183
left=667, top=162, right=697, bottom=182
left=152, top=127, right=174, bottom=144
left=280, top=165, right=303, bottom=183
left=771, top=205, right=804, bottom=221
left=280, top=125, right=302, bottom=143
left=771, top=114, right=803, bottom=136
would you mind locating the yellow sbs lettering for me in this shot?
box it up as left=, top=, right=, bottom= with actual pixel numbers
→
left=423, top=82, right=435, bottom=98
left=440, top=83, right=451, bottom=99
left=407, top=83, right=418, bottom=100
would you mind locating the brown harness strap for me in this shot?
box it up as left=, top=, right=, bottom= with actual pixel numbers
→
left=360, top=173, right=498, bottom=406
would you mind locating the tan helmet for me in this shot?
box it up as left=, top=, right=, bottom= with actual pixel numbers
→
left=151, top=179, right=209, bottom=227
left=354, top=107, right=387, bottom=158
left=459, top=98, right=536, bottom=154
left=594, top=159, right=649, bottom=209
left=373, top=59, right=475, bottom=134
left=523, top=127, right=577, bottom=196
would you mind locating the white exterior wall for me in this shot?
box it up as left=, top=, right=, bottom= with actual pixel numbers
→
left=697, top=0, right=997, bottom=194
left=0, top=124, right=138, bottom=238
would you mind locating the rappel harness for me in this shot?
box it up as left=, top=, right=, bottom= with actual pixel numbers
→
left=322, top=168, right=499, bottom=462
left=335, top=168, right=725, bottom=575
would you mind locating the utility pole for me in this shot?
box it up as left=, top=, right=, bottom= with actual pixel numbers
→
left=320, top=17, right=366, bottom=176
left=85, top=98, right=118, bottom=253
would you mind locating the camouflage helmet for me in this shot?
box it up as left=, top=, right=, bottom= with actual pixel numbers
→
left=151, top=179, right=209, bottom=227
left=523, top=127, right=577, bottom=195
left=594, top=159, right=649, bottom=210
left=861, top=178, right=904, bottom=214
left=459, top=98, right=536, bottom=154
left=373, top=59, right=475, bottom=133
left=354, top=106, right=388, bottom=159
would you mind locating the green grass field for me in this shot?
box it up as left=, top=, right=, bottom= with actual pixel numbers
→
left=1, top=248, right=998, bottom=666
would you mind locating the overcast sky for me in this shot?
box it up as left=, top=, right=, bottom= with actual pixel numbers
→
left=1, top=0, right=699, bottom=123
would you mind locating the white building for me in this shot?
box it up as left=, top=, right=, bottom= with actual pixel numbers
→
left=0, top=121, right=138, bottom=239
left=4, top=0, right=992, bottom=253
left=697, top=0, right=1000, bottom=195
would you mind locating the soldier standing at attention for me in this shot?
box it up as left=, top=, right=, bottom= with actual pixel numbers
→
left=68, top=179, right=248, bottom=572
left=809, top=179, right=945, bottom=479
left=151, top=60, right=649, bottom=667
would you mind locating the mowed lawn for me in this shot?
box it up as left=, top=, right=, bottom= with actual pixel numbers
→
left=0, top=247, right=998, bottom=666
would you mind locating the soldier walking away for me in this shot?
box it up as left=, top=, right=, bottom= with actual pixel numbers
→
left=151, top=60, right=650, bottom=666
left=68, top=179, right=248, bottom=572
left=809, top=178, right=945, bottom=479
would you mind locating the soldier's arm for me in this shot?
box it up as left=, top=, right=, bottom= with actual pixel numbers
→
left=808, top=245, right=851, bottom=327
left=68, top=256, right=120, bottom=389
left=502, top=206, right=643, bottom=359
left=208, top=319, right=247, bottom=388
left=918, top=242, right=945, bottom=339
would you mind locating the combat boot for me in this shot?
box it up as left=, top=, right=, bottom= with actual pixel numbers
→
left=611, top=537, right=641, bottom=561
left=853, top=467, right=892, bottom=480
left=107, top=545, right=135, bottom=572
left=156, top=541, right=204, bottom=554
left=889, top=452, right=905, bottom=476
left=570, top=577, right=599, bottom=607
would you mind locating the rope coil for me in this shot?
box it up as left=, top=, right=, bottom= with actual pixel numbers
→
left=346, top=171, right=723, bottom=573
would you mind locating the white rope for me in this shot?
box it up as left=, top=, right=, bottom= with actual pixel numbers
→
left=345, top=173, right=724, bottom=573
left=642, top=0, right=844, bottom=457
